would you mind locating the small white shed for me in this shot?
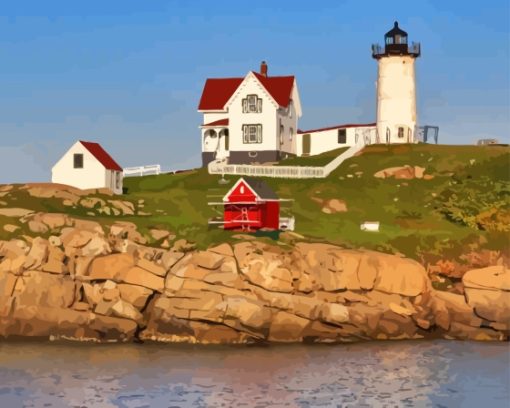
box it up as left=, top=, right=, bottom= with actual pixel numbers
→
left=52, top=140, right=123, bottom=194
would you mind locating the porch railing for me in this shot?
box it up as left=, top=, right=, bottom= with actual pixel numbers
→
left=208, top=136, right=367, bottom=179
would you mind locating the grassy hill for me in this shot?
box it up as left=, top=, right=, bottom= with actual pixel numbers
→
left=1, top=144, right=508, bottom=275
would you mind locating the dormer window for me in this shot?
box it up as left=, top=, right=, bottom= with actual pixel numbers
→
left=242, top=95, right=262, bottom=113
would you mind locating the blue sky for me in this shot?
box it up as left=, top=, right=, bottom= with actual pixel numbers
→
left=0, top=0, right=508, bottom=182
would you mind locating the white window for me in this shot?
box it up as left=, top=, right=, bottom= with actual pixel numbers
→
left=240, top=185, right=245, bottom=194
left=243, top=124, right=262, bottom=144
left=280, top=123, right=284, bottom=145
left=288, top=100, right=293, bottom=118
left=242, top=95, right=262, bottom=113
left=289, top=127, right=294, bottom=142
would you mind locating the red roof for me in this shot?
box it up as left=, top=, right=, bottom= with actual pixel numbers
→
left=298, top=123, right=376, bottom=134
left=201, top=118, right=229, bottom=127
left=198, top=77, right=244, bottom=111
left=252, top=72, right=295, bottom=108
left=198, top=72, right=295, bottom=111
left=79, top=141, right=123, bottom=171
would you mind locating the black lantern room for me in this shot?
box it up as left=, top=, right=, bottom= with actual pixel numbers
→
left=372, top=21, right=420, bottom=59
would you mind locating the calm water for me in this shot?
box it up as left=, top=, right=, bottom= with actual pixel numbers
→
left=0, top=340, right=508, bottom=408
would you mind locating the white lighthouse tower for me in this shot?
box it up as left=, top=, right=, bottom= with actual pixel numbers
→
left=372, top=21, right=421, bottom=144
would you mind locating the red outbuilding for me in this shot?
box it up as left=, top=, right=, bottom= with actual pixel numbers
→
left=223, top=177, right=279, bottom=230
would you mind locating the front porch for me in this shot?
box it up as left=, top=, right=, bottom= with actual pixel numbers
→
left=201, top=118, right=229, bottom=166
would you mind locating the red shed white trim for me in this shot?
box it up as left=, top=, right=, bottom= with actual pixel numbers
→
left=208, top=177, right=293, bottom=231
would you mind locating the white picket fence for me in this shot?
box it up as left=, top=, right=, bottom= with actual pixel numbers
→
left=208, top=137, right=366, bottom=179
left=123, top=164, right=161, bottom=177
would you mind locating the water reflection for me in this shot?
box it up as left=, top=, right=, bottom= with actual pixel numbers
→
left=0, top=341, right=508, bottom=407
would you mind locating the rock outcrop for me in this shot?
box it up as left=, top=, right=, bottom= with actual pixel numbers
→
left=0, top=224, right=507, bottom=344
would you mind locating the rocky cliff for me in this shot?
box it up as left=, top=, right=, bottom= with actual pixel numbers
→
left=0, top=213, right=508, bottom=344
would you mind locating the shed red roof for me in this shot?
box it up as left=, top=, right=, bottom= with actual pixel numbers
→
left=79, top=141, right=122, bottom=171
left=198, top=72, right=295, bottom=111
left=202, top=118, right=229, bottom=127
left=298, top=123, right=376, bottom=134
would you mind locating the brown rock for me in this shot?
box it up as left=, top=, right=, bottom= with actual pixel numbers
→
left=14, top=271, right=75, bottom=308
left=0, top=208, right=34, bottom=217
left=137, top=257, right=167, bottom=277
left=373, top=254, right=429, bottom=297
left=3, top=224, right=19, bottom=233
left=149, top=229, right=172, bottom=241
left=23, top=237, right=49, bottom=270
left=28, top=220, right=49, bottom=233
left=111, top=299, right=143, bottom=322
left=117, top=284, right=153, bottom=309
left=223, top=297, right=271, bottom=330
left=269, top=311, right=310, bottom=342
left=0, top=272, right=17, bottom=297
left=208, top=243, right=234, bottom=257
left=463, top=265, right=510, bottom=291
left=316, top=303, right=350, bottom=325
left=88, top=253, right=135, bottom=280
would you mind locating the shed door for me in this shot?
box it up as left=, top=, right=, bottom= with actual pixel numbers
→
left=302, top=134, right=311, bottom=156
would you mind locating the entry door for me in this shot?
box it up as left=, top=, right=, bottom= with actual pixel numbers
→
left=302, top=133, right=311, bottom=156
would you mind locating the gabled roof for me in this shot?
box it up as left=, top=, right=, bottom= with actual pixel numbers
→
left=223, top=177, right=278, bottom=201
left=252, top=72, right=295, bottom=108
left=201, top=118, right=229, bottom=127
left=79, top=141, right=123, bottom=171
left=198, top=72, right=295, bottom=111
left=298, top=123, right=376, bottom=134
left=243, top=177, right=278, bottom=200
left=198, top=77, right=244, bottom=111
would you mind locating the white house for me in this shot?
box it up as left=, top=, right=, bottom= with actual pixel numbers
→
left=296, top=123, right=377, bottom=156
left=52, top=140, right=123, bottom=194
left=198, top=61, right=302, bottom=166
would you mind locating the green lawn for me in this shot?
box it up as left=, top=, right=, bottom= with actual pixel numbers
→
left=1, top=144, right=508, bottom=266
left=276, top=147, right=350, bottom=166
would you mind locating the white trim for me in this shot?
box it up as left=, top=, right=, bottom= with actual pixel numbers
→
left=223, top=72, right=279, bottom=111
left=222, top=177, right=261, bottom=202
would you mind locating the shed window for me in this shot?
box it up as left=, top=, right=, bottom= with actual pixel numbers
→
left=338, top=129, right=347, bottom=144
left=243, top=124, right=262, bottom=144
left=74, top=153, right=83, bottom=169
left=115, top=172, right=121, bottom=189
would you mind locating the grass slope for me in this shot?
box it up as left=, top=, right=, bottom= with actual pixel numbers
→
left=1, top=144, right=508, bottom=268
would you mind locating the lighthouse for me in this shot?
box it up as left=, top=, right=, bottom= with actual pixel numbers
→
left=372, top=21, right=420, bottom=144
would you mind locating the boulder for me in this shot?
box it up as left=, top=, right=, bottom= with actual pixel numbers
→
left=234, top=242, right=293, bottom=293
left=463, top=266, right=510, bottom=323
left=23, top=237, right=49, bottom=270
left=268, top=311, right=310, bottom=342
left=0, top=208, right=34, bottom=217
left=3, top=224, right=19, bottom=233
left=223, top=297, right=272, bottom=330
left=111, top=299, right=143, bottom=323
left=316, top=303, right=350, bottom=325
left=372, top=254, right=429, bottom=297
left=117, top=284, right=153, bottom=309
left=13, top=271, right=75, bottom=309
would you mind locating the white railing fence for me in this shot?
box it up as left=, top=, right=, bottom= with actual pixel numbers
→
left=123, top=164, right=161, bottom=177
left=209, top=136, right=367, bottom=179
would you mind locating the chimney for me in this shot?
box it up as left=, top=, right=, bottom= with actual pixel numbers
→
left=260, top=61, right=268, bottom=77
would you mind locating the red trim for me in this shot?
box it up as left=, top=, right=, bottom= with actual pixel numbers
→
left=201, top=118, right=229, bottom=127
left=79, top=141, right=122, bottom=171
left=297, top=123, right=376, bottom=134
